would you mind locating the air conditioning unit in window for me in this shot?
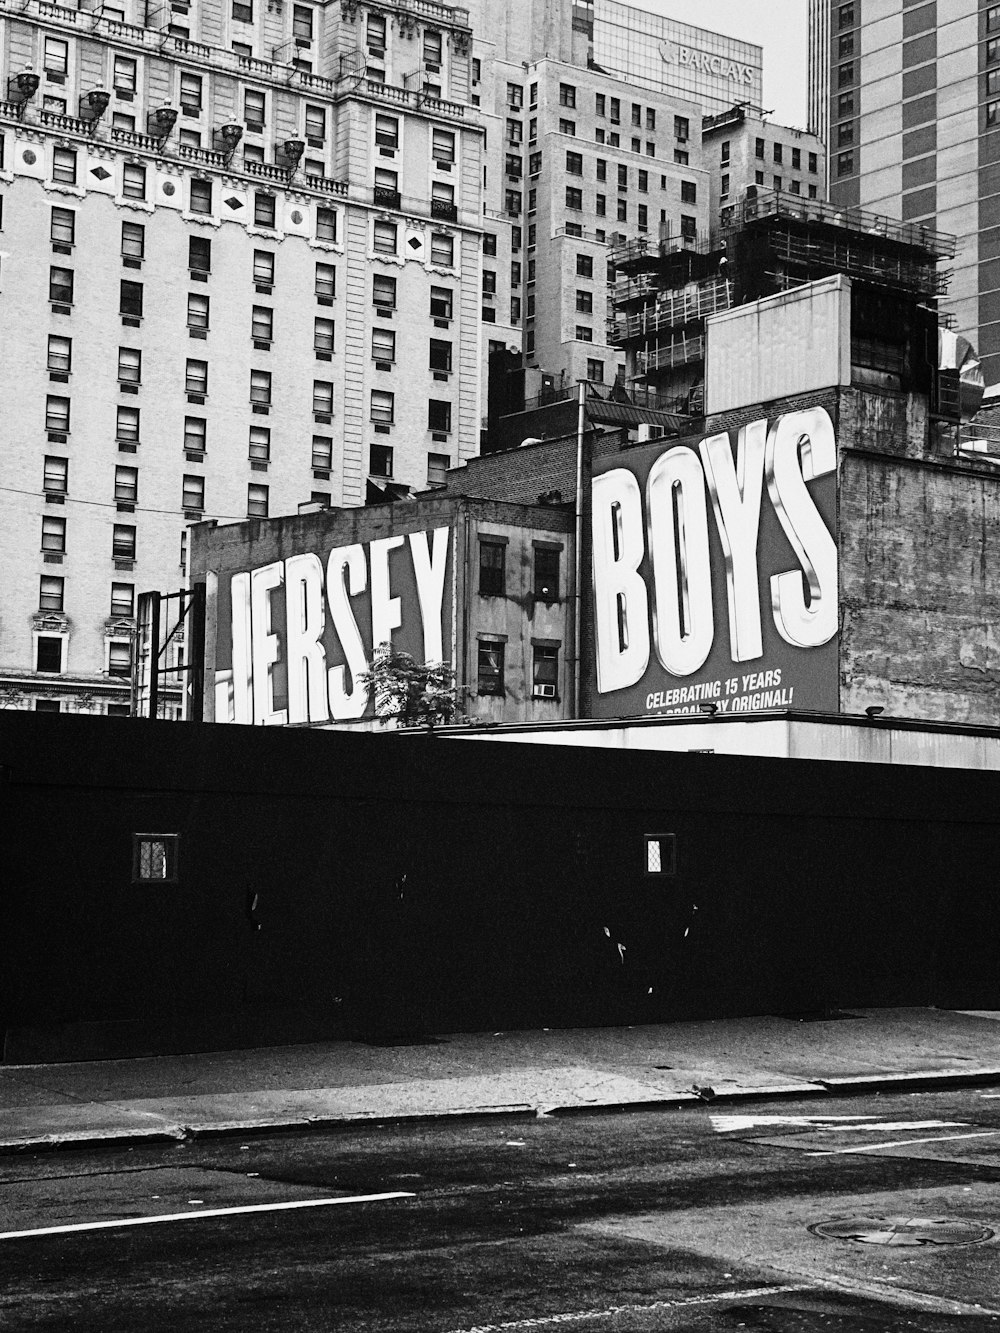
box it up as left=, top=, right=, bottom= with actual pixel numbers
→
left=533, top=683, right=557, bottom=699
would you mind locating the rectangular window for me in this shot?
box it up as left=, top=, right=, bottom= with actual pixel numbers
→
left=48, top=335, right=72, bottom=374
left=371, top=389, right=394, bottom=424
left=576, top=254, right=594, bottom=278
left=184, top=417, right=206, bottom=452
left=45, top=395, right=70, bottom=433
left=293, top=4, right=313, bottom=40
left=428, top=399, right=451, bottom=433
left=566, top=186, right=583, bottom=210
left=429, top=338, right=452, bottom=372
left=252, top=305, right=273, bottom=343
left=314, top=317, right=335, bottom=354
left=367, top=12, right=386, bottom=52
left=253, top=249, right=274, bottom=286
left=426, top=452, right=449, bottom=487
left=559, top=119, right=576, bottom=136
left=52, top=147, right=77, bottom=184
left=189, top=235, right=211, bottom=274
left=117, top=347, right=141, bottom=386
left=375, top=113, right=399, bottom=149
left=121, top=221, right=145, bottom=260
left=305, top=103, right=326, bottom=141
left=244, top=89, right=266, bottom=127
left=311, top=435, right=332, bottom=469
left=681, top=180, right=697, bottom=203
left=313, top=379, right=333, bottom=416
left=249, top=425, right=271, bottom=461
left=42, top=515, right=66, bottom=553
left=838, top=2, right=855, bottom=26
left=315, top=262, right=336, bottom=302
left=116, top=405, right=140, bottom=442
left=49, top=266, right=74, bottom=305
left=187, top=292, right=209, bottom=329
left=566, top=150, right=583, bottom=175
left=532, top=644, right=559, bottom=697
left=254, top=193, right=276, bottom=227
left=111, top=582, right=135, bottom=617
left=373, top=220, right=397, bottom=253
left=575, top=290, right=593, bottom=313
left=115, top=464, right=138, bottom=503
left=808, top=151, right=818, bottom=173
left=369, top=443, right=393, bottom=477
left=674, top=115, right=689, bottom=141
left=477, top=641, right=504, bottom=695
left=108, top=640, right=133, bottom=678
left=534, top=546, right=560, bottom=600
left=39, top=574, right=65, bottom=612
left=132, top=834, right=179, bottom=884
left=185, top=358, right=207, bottom=395
left=189, top=178, right=212, bottom=214
left=479, top=540, right=505, bottom=596
left=586, top=358, right=604, bottom=382
left=372, top=326, right=396, bottom=362
left=595, top=194, right=606, bottom=216
left=112, top=523, right=135, bottom=559
left=837, top=150, right=855, bottom=177
left=373, top=273, right=396, bottom=308
left=559, top=82, right=576, bottom=108
left=431, top=233, right=454, bottom=266
left=791, top=147, right=801, bottom=170
left=114, top=55, right=137, bottom=95
left=838, top=61, right=855, bottom=88
left=316, top=207, right=337, bottom=242
left=50, top=207, right=75, bottom=247
left=182, top=474, right=205, bottom=513
left=180, top=72, right=202, bottom=113
left=429, top=285, right=453, bottom=320
left=36, top=636, right=63, bottom=673
left=250, top=369, right=272, bottom=405
left=43, top=455, right=68, bottom=494
left=424, top=28, right=442, bottom=64
left=617, top=199, right=627, bottom=221
left=44, top=36, right=69, bottom=76
left=432, top=127, right=456, bottom=164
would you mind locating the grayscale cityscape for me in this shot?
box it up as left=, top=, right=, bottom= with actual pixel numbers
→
left=3, top=1, right=1000, bottom=1329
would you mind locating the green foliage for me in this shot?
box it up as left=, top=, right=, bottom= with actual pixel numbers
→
left=360, top=643, right=461, bottom=729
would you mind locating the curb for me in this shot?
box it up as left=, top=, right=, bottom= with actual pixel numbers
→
left=3, top=1069, right=999, bottom=1155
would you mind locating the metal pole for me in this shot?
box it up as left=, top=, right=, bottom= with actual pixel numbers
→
left=573, top=380, right=585, bottom=719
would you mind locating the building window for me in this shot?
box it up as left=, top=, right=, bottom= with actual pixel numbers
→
left=112, top=523, right=136, bottom=559
left=576, top=290, right=593, bottom=313
left=428, top=399, right=451, bottom=433
left=252, top=250, right=275, bottom=287
left=617, top=199, right=627, bottom=222
left=477, top=641, right=504, bottom=695
left=132, top=834, right=179, bottom=884
left=838, top=61, right=855, bottom=88
left=293, top=3, right=313, bottom=41
left=429, top=285, right=453, bottom=320
left=43, top=455, right=68, bottom=494
left=373, top=220, right=397, bottom=253
left=247, top=483, right=268, bottom=518
left=674, top=115, right=689, bottom=141
left=576, top=253, right=594, bottom=278
left=189, top=235, right=211, bottom=274
left=566, top=150, right=583, bottom=175
left=508, top=82, right=524, bottom=109
left=479, top=540, right=505, bottom=596
left=52, top=147, right=77, bottom=185
left=250, top=369, right=272, bottom=405
left=44, top=36, right=69, bottom=77
left=36, top=636, right=63, bottom=673
left=839, top=1, right=855, bottom=26
left=375, top=113, right=399, bottom=149
left=249, top=426, right=271, bottom=461
left=532, top=645, right=559, bottom=698
left=534, top=546, right=560, bottom=600
left=566, top=186, right=583, bottom=210
left=114, top=54, right=137, bottom=95
left=313, top=379, right=333, bottom=416
left=116, top=405, right=139, bottom=442
left=106, top=638, right=131, bottom=678
left=50, top=207, right=75, bottom=247
left=180, top=71, right=202, bottom=113
left=559, top=82, right=576, bottom=108
left=558, top=119, right=576, bottom=136
left=681, top=214, right=697, bottom=240
left=367, top=11, right=386, bottom=52
left=189, top=178, right=212, bottom=214
left=252, top=305, right=273, bottom=343
left=184, top=417, right=207, bottom=452
left=586, top=358, right=604, bottom=382
left=254, top=193, right=276, bottom=227
left=114, top=464, right=138, bottom=504
left=773, top=175, right=783, bottom=191
left=111, top=582, right=135, bottom=617
left=311, top=435, right=332, bottom=469
left=424, top=27, right=442, bottom=64
left=39, top=575, right=65, bottom=612
left=791, top=147, right=802, bottom=170
left=48, top=335, right=72, bottom=374
left=182, top=474, right=204, bottom=513
left=838, top=92, right=855, bottom=119
left=373, top=273, right=396, bottom=308
left=121, top=221, right=145, bottom=260
left=45, top=395, right=70, bottom=433
left=429, top=338, right=453, bottom=372
left=808, top=152, right=818, bottom=173
left=42, top=514, right=66, bottom=553
left=181, top=358, right=205, bottom=399
left=837, top=150, right=855, bottom=177
left=47, top=265, right=74, bottom=311
left=372, top=326, right=396, bottom=362
left=596, top=194, right=606, bottom=216
left=369, top=443, right=393, bottom=477
left=432, top=128, right=456, bottom=165
left=187, top=292, right=209, bottom=330
left=838, top=121, right=855, bottom=146
left=371, top=389, right=394, bottom=424
left=314, top=317, right=335, bottom=355
left=244, top=88, right=266, bottom=127
left=431, top=233, right=454, bottom=266
left=426, top=452, right=449, bottom=487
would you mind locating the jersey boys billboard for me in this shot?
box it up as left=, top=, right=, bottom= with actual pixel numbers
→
left=590, top=407, right=839, bottom=718
left=213, top=526, right=452, bottom=725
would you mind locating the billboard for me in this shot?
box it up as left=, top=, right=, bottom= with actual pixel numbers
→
left=212, top=526, right=452, bottom=725
left=590, top=406, right=838, bottom=719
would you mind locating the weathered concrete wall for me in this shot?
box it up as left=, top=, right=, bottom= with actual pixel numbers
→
left=839, top=450, right=1000, bottom=722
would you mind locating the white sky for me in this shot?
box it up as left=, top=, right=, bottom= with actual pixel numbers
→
left=634, top=0, right=809, bottom=129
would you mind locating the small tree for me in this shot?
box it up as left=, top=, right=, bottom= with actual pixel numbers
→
left=360, top=643, right=461, bottom=729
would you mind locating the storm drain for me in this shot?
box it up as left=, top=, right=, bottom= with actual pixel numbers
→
left=808, top=1214, right=994, bottom=1247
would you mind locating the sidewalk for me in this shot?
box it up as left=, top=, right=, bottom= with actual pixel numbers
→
left=1, top=1008, right=999, bottom=1154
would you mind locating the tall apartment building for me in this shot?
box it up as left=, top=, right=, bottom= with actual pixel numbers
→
left=809, top=0, right=999, bottom=386
left=0, top=0, right=493, bottom=714
left=467, top=0, right=763, bottom=388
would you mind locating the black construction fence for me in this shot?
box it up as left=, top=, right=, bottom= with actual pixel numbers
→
left=1, top=711, right=997, bottom=1062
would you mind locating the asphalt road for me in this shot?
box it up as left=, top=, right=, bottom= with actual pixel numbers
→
left=3, top=1088, right=1000, bottom=1331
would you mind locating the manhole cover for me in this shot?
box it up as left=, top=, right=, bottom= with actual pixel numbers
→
left=809, top=1214, right=994, bottom=1247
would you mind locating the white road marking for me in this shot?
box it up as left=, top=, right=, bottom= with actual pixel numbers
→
left=711, top=1114, right=878, bottom=1133
left=806, top=1129, right=1000, bottom=1156
left=447, top=1284, right=811, bottom=1332
left=810, top=1120, right=966, bottom=1134
left=0, top=1191, right=415, bottom=1241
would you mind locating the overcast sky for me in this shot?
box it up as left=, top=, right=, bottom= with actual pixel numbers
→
left=636, top=0, right=809, bottom=129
